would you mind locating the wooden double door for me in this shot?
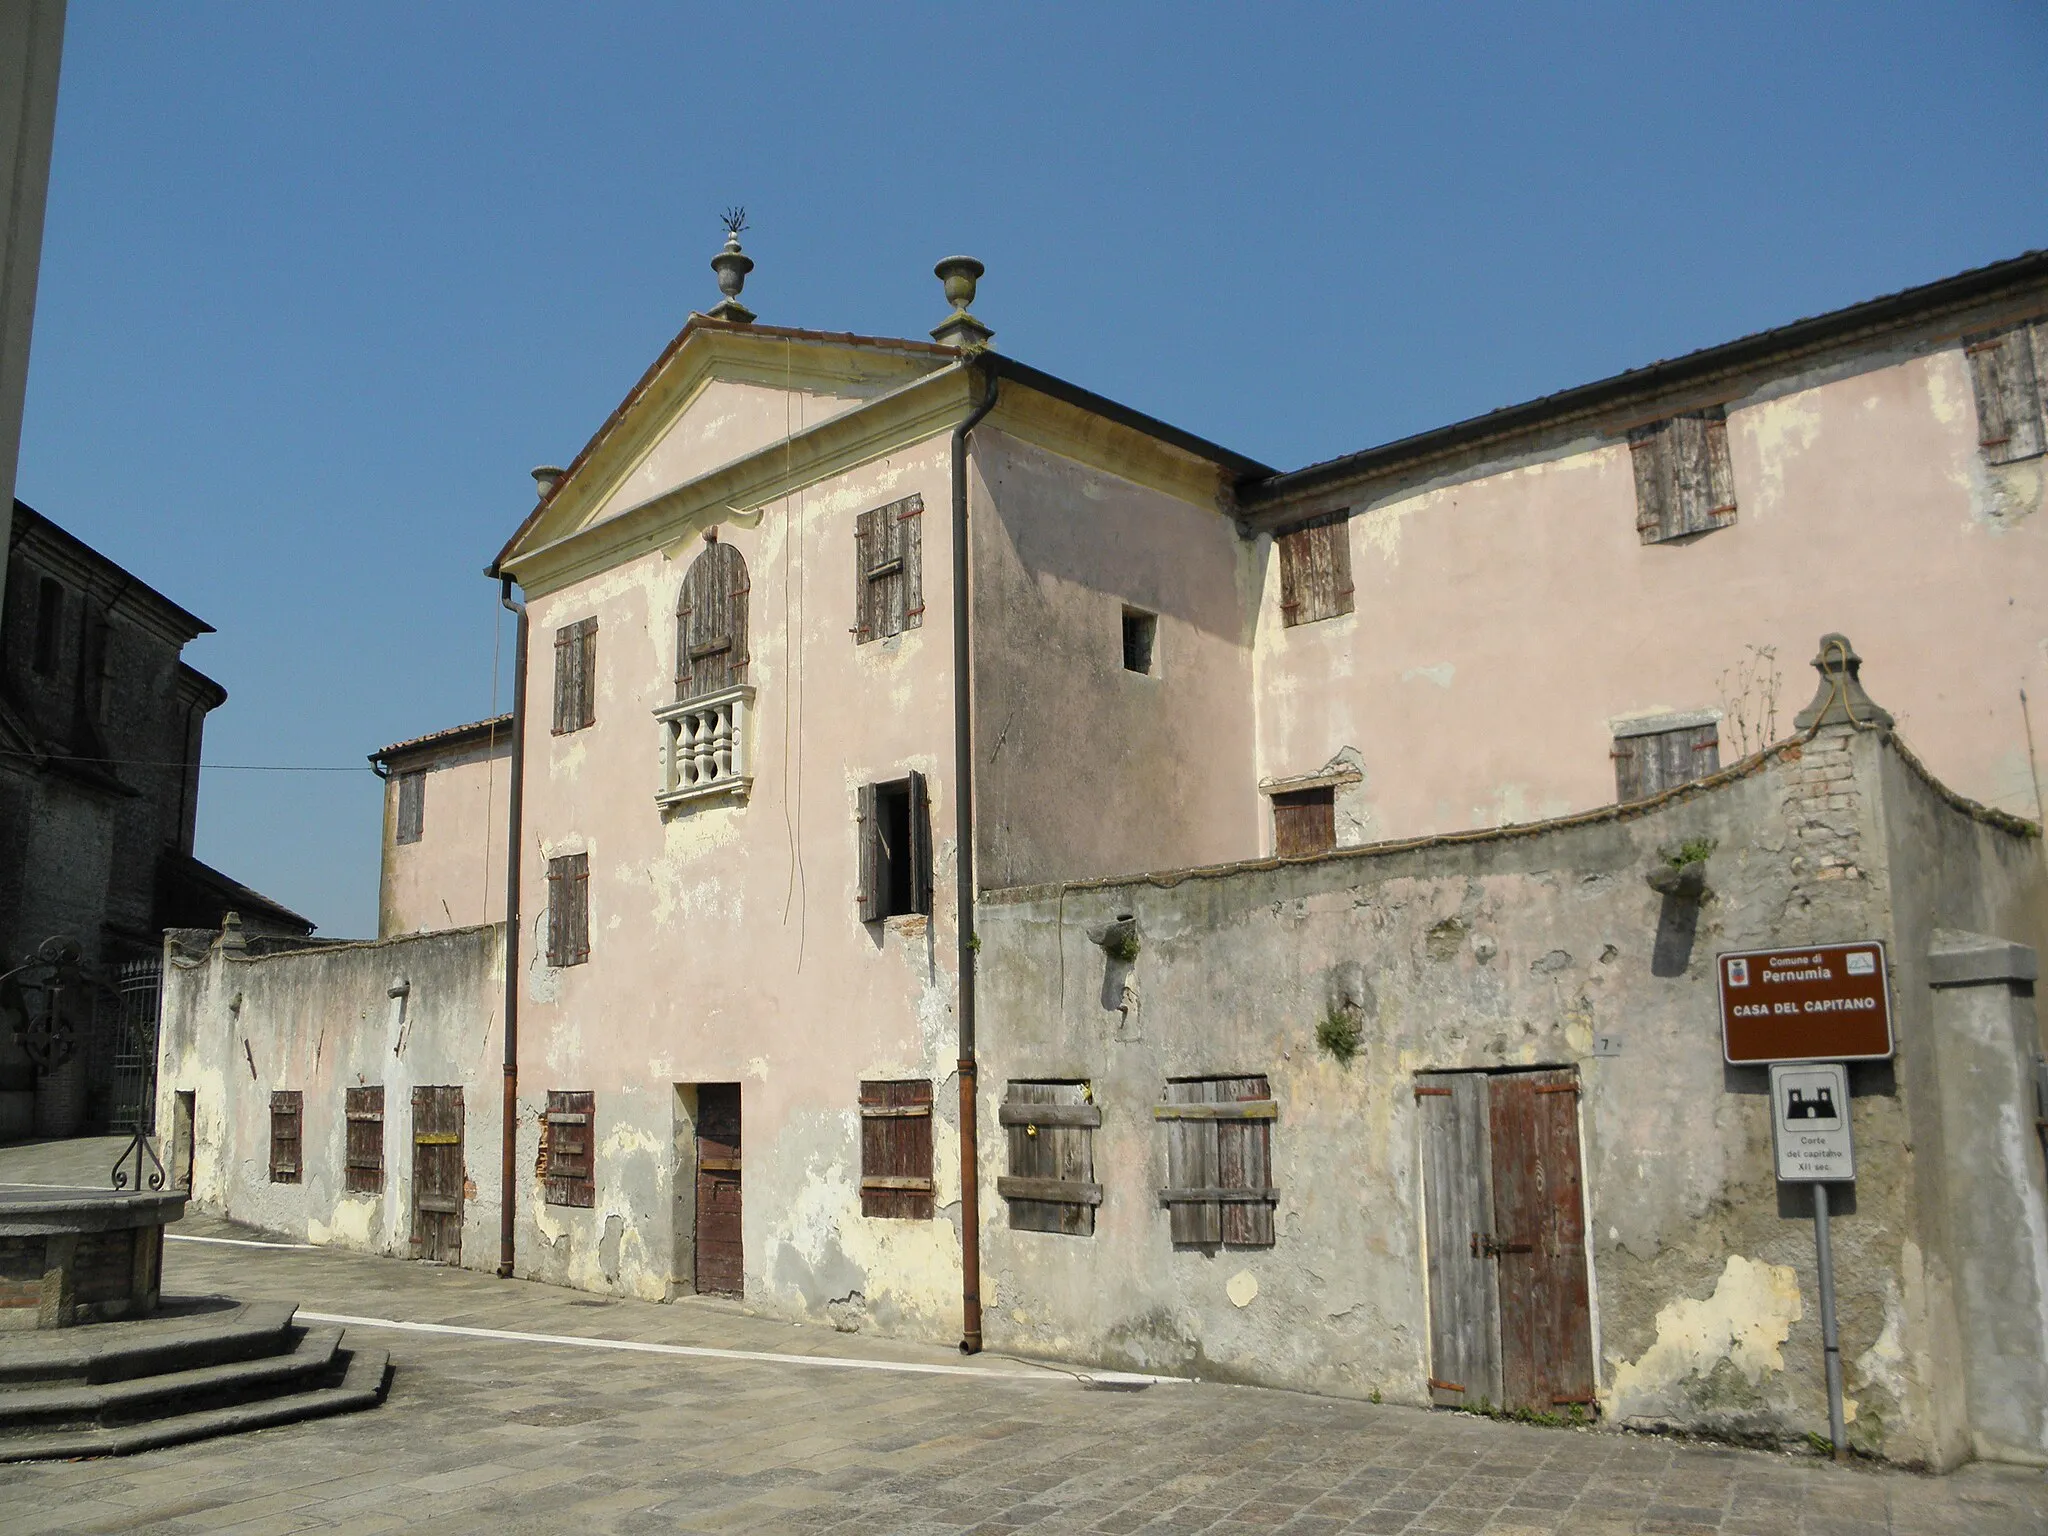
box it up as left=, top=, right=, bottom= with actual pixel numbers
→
left=1417, top=1068, right=1594, bottom=1415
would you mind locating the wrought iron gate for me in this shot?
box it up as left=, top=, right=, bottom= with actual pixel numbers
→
left=87, top=960, right=162, bottom=1136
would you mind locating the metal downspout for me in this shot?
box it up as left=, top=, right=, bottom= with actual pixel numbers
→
left=951, top=359, right=999, bottom=1353
left=497, top=576, right=528, bottom=1279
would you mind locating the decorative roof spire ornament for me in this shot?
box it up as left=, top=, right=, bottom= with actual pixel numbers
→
left=930, top=255, right=993, bottom=350
left=1793, top=632, right=1893, bottom=731
left=708, top=207, right=756, bottom=325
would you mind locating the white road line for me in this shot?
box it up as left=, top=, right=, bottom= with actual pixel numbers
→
left=168, top=1232, right=319, bottom=1250
left=296, top=1310, right=1177, bottom=1388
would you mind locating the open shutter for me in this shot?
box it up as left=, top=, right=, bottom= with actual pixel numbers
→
left=575, top=621, right=597, bottom=728
left=552, top=625, right=575, bottom=733
left=1277, top=529, right=1301, bottom=625
left=899, top=496, right=924, bottom=629
left=853, top=508, right=881, bottom=642
left=1629, top=425, right=1671, bottom=541
left=906, top=770, right=932, bottom=916
left=545, top=858, right=564, bottom=964
left=568, top=854, right=590, bottom=964
left=726, top=544, right=750, bottom=683
left=1326, top=514, right=1355, bottom=617
left=856, top=783, right=880, bottom=922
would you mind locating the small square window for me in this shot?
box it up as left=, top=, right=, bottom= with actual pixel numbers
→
left=1122, top=608, right=1156, bottom=675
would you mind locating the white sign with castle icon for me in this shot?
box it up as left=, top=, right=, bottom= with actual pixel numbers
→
left=1768, top=1062, right=1855, bottom=1182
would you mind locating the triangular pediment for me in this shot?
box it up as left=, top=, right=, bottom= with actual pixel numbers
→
left=496, top=320, right=956, bottom=574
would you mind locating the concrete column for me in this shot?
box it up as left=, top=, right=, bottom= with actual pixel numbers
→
left=1927, top=929, right=2048, bottom=1466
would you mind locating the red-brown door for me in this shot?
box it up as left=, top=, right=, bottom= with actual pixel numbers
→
left=411, top=1085, right=464, bottom=1264
left=1488, top=1070, right=1595, bottom=1414
left=694, top=1084, right=742, bottom=1296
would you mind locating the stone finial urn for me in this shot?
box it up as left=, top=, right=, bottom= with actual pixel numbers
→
left=931, top=255, right=993, bottom=349
left=708, top=229, right=756, bottom=325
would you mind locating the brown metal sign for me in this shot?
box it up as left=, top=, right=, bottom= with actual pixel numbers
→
left=1718, top=941, right=1892, bottom=1064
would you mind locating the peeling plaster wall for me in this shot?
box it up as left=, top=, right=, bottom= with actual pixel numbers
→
left=379, top=737, right=511, bottom=938
left=512, top=431, right=968, bottom=1334
left=973, top=428, right=1260, bottom=888
left=156, top=925, right=506, bottom=1266
left=1253, top=345, right=2048, bottom=842
left=976, top=723, right=2046, bottom=1466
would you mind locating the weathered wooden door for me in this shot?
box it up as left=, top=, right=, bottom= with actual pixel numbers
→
left=411, top=1085, right=464, bottom=1264
left=1417, top=1069, right=1594, bottom=1414
left=1417, top=1072, right=1502, bottom=1407
left=1490, top=1069, right=1596, bottom=1413
left=694, top=1083, right=743, bottom=1296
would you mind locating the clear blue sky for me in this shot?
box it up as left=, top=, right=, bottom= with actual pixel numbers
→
left=17, top=3, right=2047, bottom=937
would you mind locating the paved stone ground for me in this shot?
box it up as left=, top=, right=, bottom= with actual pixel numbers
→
left=2, top=1138, right=2044, bottom=1535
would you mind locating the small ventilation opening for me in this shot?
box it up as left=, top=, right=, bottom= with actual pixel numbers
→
left=1122, top=608, right=1156, bottom=674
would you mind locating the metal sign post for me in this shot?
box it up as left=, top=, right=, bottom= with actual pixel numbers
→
left=1769, top=1060, right=1855, bottom=1462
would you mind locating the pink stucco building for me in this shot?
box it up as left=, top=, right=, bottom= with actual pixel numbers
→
left=166, top=244, right=2048, bottom=1466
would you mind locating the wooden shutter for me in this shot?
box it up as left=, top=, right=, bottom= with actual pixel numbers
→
left=1157, top=1076, right=1277, bottom=1247
left=853, top=507, right=882, bottom=642
left=395, top=771, right=425, bottom=846
left=1614, top=723, right=1719, bottom=803
left=1633, top=412, right=1737, bottom=541
left=552, top=618, right=597, bottom=732
left=899, top=496, right=924, bottom=630
left=855, top=783, right=881, bottom=922
left=1272, top=788, right=1336, bottom=857
left=344, top=1085, right=384, bottom=1194
left=859, top=1080, right=934, bottom=1218
left=998, top=1083, right=1102, bottom=1236
left=543, top=1090, right=596, bottom=1207
left=1275, top=511, right=1353, bottom=627
left=269, top=1090, right=302, bottom=1183
left=676, top=540, right=750, bottom=700
left=1417, top=1072, right=1502, bottom=1408
left=1965, top=324, right=2047, bottom=465
left=546, top=853, right=589, bottom=966
left=906, top=771, right=932, bottom=916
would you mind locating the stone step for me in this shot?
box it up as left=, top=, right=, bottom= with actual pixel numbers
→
left=0, top=1326, right=344, bottom=1434
left=0, top=1299, right=298, bottom=1386
left=0, top=1344, right=389, bottom=1461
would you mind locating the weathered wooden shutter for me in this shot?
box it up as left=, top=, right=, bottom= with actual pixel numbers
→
left=269, top=1090, right=302, bottom=1183
left=574, top=620, right=597, bottom=728
left=543, top=1090, right=596, bottom=1207
left=344, top=1085, right=384, bottom=1194
left=552, top=623, right=576, bottom=733
left=898, top=496, right=924, bottom=629
left=853, top=507, right=882, bottom=642
left=1416, top=1073, right=1503, bottom=1408
left=546, top=853, right=589, bottom=965
left=1272, top=788, right=1336, bottom=857
left=1632, top=412, right=1737, bottom=541
left=998, top=1082, right=1102, bottom=1235
left=906, top=771, right=932, bottom=916
left=1614, top=723, right=1719, bottom=803
left=410, top=1085, right=465, bottom=1264
left=1157, top=1076, right=1277, bottom=1247
left=855, top=783, right=881, bottom=922
left=1275, top=512, right=1354, bottom=627
left=395, top=771, right=425, bottom=845
left=1965, top=324, right=2047, bottom=465
left=859, top=1079, right=934, bottom=1218
left=676, top=541, right=750, bottom=700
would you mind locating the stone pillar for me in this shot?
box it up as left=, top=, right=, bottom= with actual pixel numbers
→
left=1926, top=930, right=2048, bottom=1466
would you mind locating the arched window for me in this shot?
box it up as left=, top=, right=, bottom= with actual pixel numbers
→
left=675, top=535, right=749, bottom=701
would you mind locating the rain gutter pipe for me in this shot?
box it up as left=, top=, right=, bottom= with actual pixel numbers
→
left=951, top=358, right=998, bottom=1354
left=497, top=574, right=528, bottom=1279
